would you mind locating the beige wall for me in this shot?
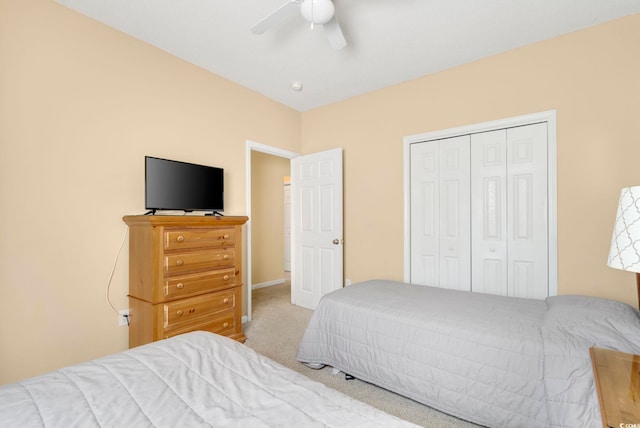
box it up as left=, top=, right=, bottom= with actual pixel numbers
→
left=0, top=0, right=300, bottom=384
left=301, top=13, right=640, bottom=306
left=251, top=151, right=290, bottom=285
left=2, top=0, right=639, bottom=385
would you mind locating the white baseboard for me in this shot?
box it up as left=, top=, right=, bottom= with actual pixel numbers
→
left=251, top=278, right=286, bottom=290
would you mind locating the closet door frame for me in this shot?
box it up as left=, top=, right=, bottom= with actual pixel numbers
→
left=402, top=110, right=557, bottom=297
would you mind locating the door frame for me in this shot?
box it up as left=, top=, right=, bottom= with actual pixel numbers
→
left=402, top=110, right=558, bottom=296
left=245, top=140, right=299, bottom=322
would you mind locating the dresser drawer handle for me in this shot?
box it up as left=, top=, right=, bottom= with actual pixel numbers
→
left=176, top=283, right=184, bottom=289
left=222, top=322, right=229, bottom=328
left=176, top=235, right=184, bottom=242
left=176, top=309, right=184, bottom=317
left=223, top=234, right=230, bottom=240
left=223, top=297, right=230, bottom=304
left=223, top=275, right=230, bottom=281
left=223, top=254, right=229, bottom=260
left=176, top=259, right=184, bottom=266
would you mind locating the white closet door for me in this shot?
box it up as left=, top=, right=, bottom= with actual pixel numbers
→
left=439, top=137, right=471, bottom=290
left=410, top=141, right=439, bottom=285
left=410, top=136, right=470, bottom=290
left=470, top=123, right=548, bottom=298
left=471, top=129, right=508, bottom=295
left=507, top=123, right=548, bottom=298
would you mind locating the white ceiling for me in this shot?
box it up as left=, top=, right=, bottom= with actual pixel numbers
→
left=55, top=0, right=640, bottom=112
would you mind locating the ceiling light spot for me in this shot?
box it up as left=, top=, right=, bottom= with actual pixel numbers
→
left=290, top=81, right=303, bottom=92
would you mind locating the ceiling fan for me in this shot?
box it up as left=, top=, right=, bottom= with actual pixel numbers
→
left=251, top=0, right=347, bottom=50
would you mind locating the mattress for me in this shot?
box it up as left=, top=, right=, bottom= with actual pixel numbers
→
left=0, top=331, right=418, bottom=427
left=296, top=279, right=640, bottom=428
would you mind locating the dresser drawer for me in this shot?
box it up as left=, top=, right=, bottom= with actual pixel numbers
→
left=164, top=228, right=235, bottom=251
left=162, top=290, right=235, bottom=329
left=163, top=268, right=236, bottom=300
left=163, top=312, right=235, bottom=339
left=164, top=248, right=236, bottom=276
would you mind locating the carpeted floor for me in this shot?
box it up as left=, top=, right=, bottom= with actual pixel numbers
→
left=243, top=280, right=482, bottom=428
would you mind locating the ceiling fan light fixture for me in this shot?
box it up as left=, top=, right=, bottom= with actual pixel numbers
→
left=300, top=0, right=335, bottom=25
left=251, top=0, right=345, bottom=49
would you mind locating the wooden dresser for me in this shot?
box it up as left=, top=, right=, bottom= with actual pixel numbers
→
left=123, top=215, right=248, bottom=348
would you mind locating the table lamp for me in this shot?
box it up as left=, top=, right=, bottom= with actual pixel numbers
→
left=607, top=186, right=640, bottom=309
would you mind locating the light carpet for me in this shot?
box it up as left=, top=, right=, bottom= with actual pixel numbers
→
left=243, top=281, right=482, bottom=428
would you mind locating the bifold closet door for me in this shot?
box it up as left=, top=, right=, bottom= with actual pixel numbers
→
left=410, top=135, right=471, bottom=290
left=470, top=130, right=508, bottom=295
left=471, top=123, right=548, bottom=299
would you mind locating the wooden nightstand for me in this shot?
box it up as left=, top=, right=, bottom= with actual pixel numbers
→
left=590, top=347, right=640, bottom=427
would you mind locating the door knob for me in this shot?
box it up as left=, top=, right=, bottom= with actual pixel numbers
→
left=333, top=239, right=342, bottom=245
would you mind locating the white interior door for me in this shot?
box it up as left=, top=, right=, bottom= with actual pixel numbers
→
left=439, top=137, right=471, bottom=290
left=409, top=121, right=550, bottom=298
left=506, top=123, right=548, bottom=299
left=291, top=148, right=343, bottom=310
left=410, top=136, right=471, bottom=290
left=409, top=140, right=439, bottom=285
left=471, top=129, right=508, bottom=295
left=404, top=111, right=557, bottom=298
left=472, top=124, right=549, bottom=298
left=283, top=184, right=291, bottom=272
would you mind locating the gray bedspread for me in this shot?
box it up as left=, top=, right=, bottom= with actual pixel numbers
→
left=0, top=331, right=418, bottom=427
left=296, top=279, right=640, bottom=428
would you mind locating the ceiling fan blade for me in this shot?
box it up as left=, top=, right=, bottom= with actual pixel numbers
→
left=251, top=0, right=301, bottom=35
left=323, top=16, right=346, bottom=50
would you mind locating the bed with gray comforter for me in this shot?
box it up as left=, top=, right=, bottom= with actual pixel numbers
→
left=0, top=330, right=418, bottom=428
left=296, top=279, right=640, bottom=428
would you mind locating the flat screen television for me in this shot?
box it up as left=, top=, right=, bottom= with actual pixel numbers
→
left=145, top=156, right=224, bottom=214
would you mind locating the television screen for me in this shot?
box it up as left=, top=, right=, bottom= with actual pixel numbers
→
left=145, top=156, right=224, bottom=213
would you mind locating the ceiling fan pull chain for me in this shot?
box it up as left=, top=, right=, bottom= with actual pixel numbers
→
left=310, top=0, right=314, bottom=29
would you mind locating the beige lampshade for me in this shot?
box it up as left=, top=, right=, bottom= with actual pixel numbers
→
left=608, top=186, right=640, bottom=273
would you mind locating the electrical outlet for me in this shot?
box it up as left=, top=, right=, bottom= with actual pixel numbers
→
left=345, top=278, right=352, bottom=286
left=118, top=309, right=130, bottom=327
